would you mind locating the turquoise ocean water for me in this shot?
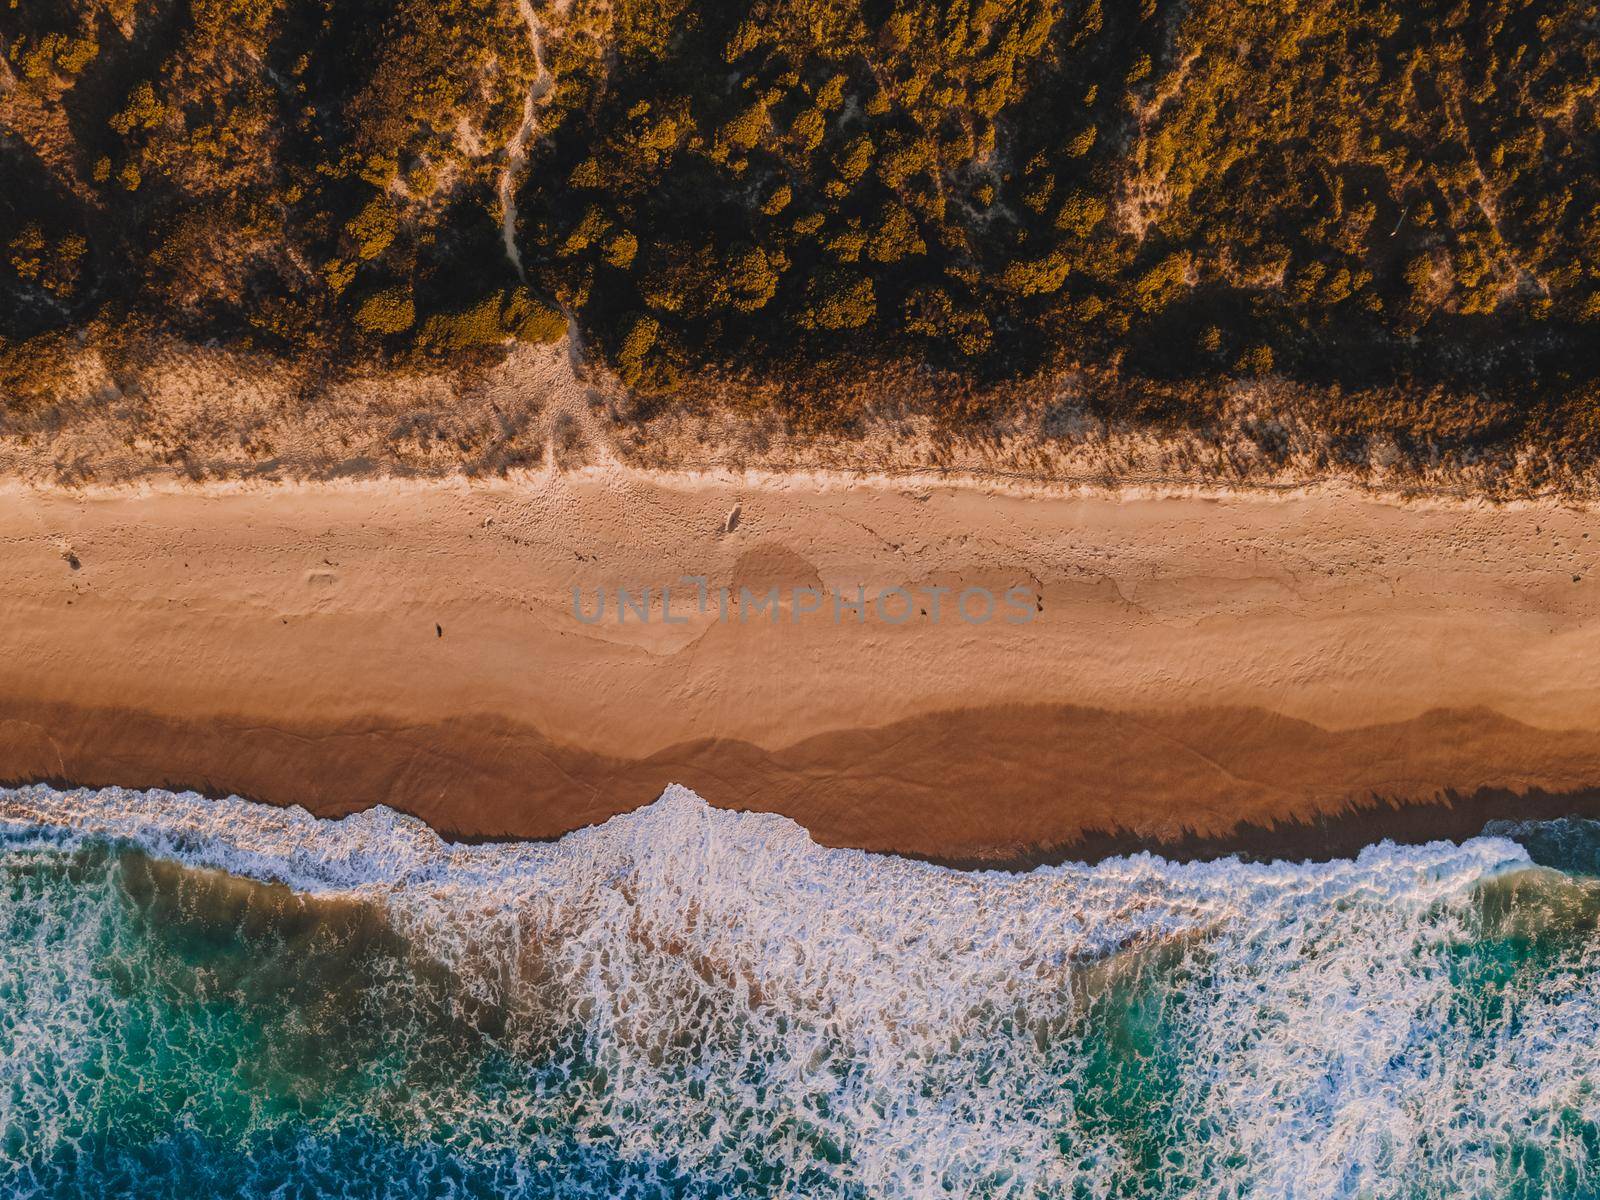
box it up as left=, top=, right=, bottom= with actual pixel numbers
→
left=3, top=783, right=1600, bottom=1199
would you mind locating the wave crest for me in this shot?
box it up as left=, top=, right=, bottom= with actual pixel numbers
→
left=2, top=782, right=1594, bottom=1199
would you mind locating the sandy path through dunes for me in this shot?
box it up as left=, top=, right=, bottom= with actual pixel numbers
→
left=2, top=472, right=1599, bottom=860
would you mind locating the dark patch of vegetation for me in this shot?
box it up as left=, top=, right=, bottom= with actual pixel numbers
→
left=4, top=0, right=1600, bottom=461
left=0, top=0, right=554, bottom=373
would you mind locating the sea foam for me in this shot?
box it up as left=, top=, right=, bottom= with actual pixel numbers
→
left=0, top=783, right=1593, bottom=1199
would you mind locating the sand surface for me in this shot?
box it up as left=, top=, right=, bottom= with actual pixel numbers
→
left=3, top=469, right=1600, bottom=861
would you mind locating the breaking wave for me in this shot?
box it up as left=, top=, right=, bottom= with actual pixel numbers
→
left=2, top=783, right=1599, bottom=1198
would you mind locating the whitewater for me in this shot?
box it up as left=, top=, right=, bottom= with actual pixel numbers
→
left=2, top=783, right=1600, bottom=1198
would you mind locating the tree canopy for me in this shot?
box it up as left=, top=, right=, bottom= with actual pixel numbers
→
left=4, top=0, right=1599, bottom=450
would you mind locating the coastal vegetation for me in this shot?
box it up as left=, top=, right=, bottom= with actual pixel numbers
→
left=3, top=0, right=1599, bottom=459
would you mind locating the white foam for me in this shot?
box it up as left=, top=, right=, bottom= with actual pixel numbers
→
left=0, top=782, right=1584, bottom=1198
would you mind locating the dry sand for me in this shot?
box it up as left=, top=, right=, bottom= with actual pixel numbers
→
left=3, top=463, right=1600, bottom=862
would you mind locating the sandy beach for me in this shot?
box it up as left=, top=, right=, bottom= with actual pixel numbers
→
left=2, top=467, right=1599, bottom=862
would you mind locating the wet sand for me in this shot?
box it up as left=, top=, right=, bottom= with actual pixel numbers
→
left=2, top=472, right=1599, bottom=862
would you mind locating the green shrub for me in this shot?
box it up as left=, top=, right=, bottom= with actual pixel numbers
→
left=353, top=287, right=416, bottom=335
left=799, top=269, right=875, bottom=330
left=420, top=294, right=510, bottom=349
left=346, top=198, right=399, bottom=261
left=503, top=289, right=567, bottom=343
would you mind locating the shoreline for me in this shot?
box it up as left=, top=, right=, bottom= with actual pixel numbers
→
left=2, top=773, right=1595, bottom=871
left=2, top=465, right=1598, bottom=863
